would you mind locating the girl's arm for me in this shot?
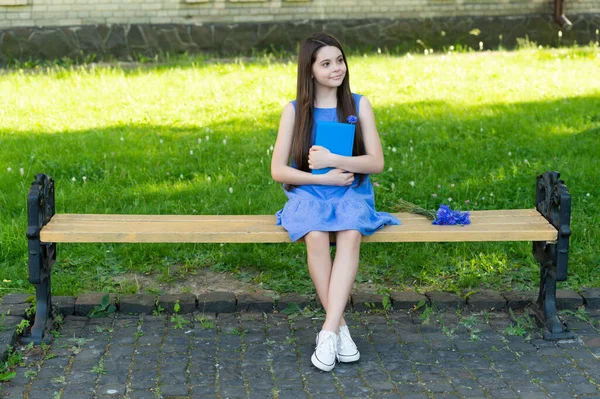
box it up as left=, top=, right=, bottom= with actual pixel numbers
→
left=308, top=96, right=385, bottom=175
left=271, top=103, right=355, bottom=186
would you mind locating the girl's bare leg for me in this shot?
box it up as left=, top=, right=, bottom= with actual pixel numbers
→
left=304, top=231, right=347, bottom=329
left=321, top=230, right=361, bottom=333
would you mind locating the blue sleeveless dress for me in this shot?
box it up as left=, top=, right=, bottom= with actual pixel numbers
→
left=275, top=93, right=400, bottom=242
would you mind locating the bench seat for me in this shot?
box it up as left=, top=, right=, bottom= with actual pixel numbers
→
left=25, top=171, right=573, bottom=343
left=40, top=209, right=558, bottom=243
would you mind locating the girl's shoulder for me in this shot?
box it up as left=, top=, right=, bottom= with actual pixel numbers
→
left=352, top=93, right=364, bottom=113
left=280, top=101, right=296, bottom=120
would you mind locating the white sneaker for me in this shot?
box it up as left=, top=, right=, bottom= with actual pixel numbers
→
left=311, top=330, right=338, bottom=372
left=338, top=325, right=360, bottom=363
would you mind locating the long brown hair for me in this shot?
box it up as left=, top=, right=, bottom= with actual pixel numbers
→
left=287, top=33, right=366, bottom=191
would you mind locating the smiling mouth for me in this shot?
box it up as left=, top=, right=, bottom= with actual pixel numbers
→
left=331, top=75, right=344, bottom=79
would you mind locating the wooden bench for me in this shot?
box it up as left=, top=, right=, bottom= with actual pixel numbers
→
left=25, top=171, right=572, bottom=344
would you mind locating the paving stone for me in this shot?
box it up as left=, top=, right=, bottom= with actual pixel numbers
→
left=0, top=315, right=23, bottom=331
left=369, top=380, right=396, bottom=391
left=557, top=289, right=584, bottom=310
left=503, top=291, right=536, bottom=310
left=572, top=383, right=600, bottom=395
left=425, top=291, right=464, bottom=310
left=245, top=371, right=273, bottom=387
left=371, top=393, right=403, bottom=399
left=0, top=329, right=17, bottom=361
left=3, top=291, right=599, bottom=399
left=398, top=386, right=430, bottom=398
left=97, top=383, right=127, bottom=396
left=8, top=370, right=33, bottom=388
left=158, top=293, right=197, bottom=314
left=220, top=384, right=247, bottom=396
left=276, top=293, right=312, bottom=311
left=481, top=389, right=518, bottom=399
left=352, top=292, right=385, bottom=311
left=0, top=294, right=34, bottom=304
left=118, top=294, right=156, bottom=314
left=248, top=390, right=274, bottom=399
left=61, top=394, right=95, bottom=399
left=278, top=390, right=308, bottom=399
left=390, top=291, right=428, bottom=310
left=237, top=292, right=275, bottom=312
left=28, top=390, right=58, bottom=399
left=214, top=312, right=238, bottom=330
left=277, top=379, right=304, bottom=390
left=159, top=383, right=190, bottom=396
left=545, top=382, right=575, bottom=396
left=31, top=375, right=66, bottom=389
left=466, top=289, right=506, bottom=311
left=0, top=384, right=27, bottom=398
left=99, top=369, right=130, bottom=385
left=197, top=291, right=236, bottom=313
left=307, top=381, right=343, bottom=393
left=427, top=393, right=459, bottom=399
left=0, top=302, right=32, bottom=318
left=62, top=383, right=96, bottom=395
left=314, top=293, right=351, bottom=312
left=582, top=335, right=600, bottom=349
left=581, top=288, right=600, bottom=309
left=74, top=293, right=117, bottom=316
left=53, top=295, right=76, bottom=316
left=129, top=392, right=156, bottom=399
left=130, top=374, right=157, bottom=389
left=191, top=385, right=218, bottom=395
left=454, top=384, right=487, bottom=397
left=518, top=390, right=549, bottom=399
left=338, top=377, right=366, bottom=390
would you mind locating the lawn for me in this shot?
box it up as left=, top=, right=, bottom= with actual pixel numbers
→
left=1, top=46, right=599, bottom=298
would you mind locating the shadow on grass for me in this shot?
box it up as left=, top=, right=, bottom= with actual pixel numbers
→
left=1, top=93, right=599, bottom=295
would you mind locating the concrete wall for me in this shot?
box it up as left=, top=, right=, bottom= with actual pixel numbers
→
left=1, top=1, right=599, bottom=65
left=1, top=0, right=598, bottom=29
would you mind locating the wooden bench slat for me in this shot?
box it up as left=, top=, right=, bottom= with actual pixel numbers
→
left=45, top=217, right=551, bottom=230
left=363, top=224, right=557, bottom=243
left=47, top=208, right=544, bottom=222
left=47, top=214, right=550, bottom=227
left=40, top=209, right=557, bottom=244
left=43, top=220, right=555, bottom=233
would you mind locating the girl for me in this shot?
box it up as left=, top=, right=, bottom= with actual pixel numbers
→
left=271, top=33, right=400, bottom=372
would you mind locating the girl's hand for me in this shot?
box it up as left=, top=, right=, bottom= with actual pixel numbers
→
left=323, top=169, right=354, bottom=186
left=308, top=146, right=334, bottom=170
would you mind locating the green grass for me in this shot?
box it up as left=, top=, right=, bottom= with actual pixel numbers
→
left=1, top=46, right=599, bottom=298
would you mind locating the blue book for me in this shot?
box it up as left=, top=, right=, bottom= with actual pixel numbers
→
left=312, top=121, right=355, bottom=175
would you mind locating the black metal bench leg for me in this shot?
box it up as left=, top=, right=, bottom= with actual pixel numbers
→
left=532, top=171, right=574, bottom=340
left=22, top=173, right=56, bottom=345
left=23, top=273, right=54, bottom=344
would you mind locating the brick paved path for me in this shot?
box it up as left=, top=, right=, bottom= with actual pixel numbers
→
left=1, top=308, right=599, bottom=399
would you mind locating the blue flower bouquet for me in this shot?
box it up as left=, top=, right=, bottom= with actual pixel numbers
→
left=431, top=204, right=471, bottom=225
left=393, top=199, right=471, bottom=226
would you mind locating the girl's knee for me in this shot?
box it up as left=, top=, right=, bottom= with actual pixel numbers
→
left=304, top=231, right=330, bottom=246
left=335, top=230, right=362, bottom=252
left=337, top=230, right=362, bottom=242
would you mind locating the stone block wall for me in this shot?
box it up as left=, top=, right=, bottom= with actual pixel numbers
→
left=0, top=0, right=599, bottom=65
left=0, top=0, right=598, bottom=29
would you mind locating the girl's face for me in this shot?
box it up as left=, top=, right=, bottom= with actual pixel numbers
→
left=311, top=45, right=346, bottom=89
